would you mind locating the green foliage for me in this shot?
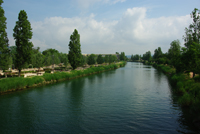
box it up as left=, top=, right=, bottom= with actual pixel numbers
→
left=182, top=42, right=200, bottom=77
left=13, top=10, right=33, bottom=76
left=87, top=54, right=96, bottom=65
left=81, top=55, right=87, bottom=66
left=97, top=55, right=104, bottom=64
left=0, top=0, right=10, bottom=71
left=42, top=48, right=59, bottom=55
left=68, top=29, right=82, bottom=70
left=32, top=52, right=44, bottom=68
left=108, top=55, right=118, bottom=64
left=104, top=55, right=109, bottom=63
left=181, top=8, right=200, bottom=77
left=59, top=53, right=68, bottom=68
left=131, top=54, right=139, bottom=61
left=193, top=75, right=200, bottom=82
left=179, top=93, right=193, bottom=107
left=120, top=52, right=125, bottom=61
left=143, top=51, right=152, bottom=61
left=153, top=47, right=162, bottom=60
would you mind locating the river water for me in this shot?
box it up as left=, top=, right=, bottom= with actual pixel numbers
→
left=0, top=62, right=197, bottom=133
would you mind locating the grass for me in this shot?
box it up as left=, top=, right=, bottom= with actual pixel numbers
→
left=0, top=62, right=126, bottom=94
left=0, top=76, right=44, bottom=92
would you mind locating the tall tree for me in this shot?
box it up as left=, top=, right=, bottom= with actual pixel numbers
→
left=168, top=40, right=183, bottom=73
left=68, top=29, right=82, bottom=69
left=182, top=8, right=200, bottom=77
left=13, top=10, right=33, bottom=76
left=0, top=0, right=10, bottom=71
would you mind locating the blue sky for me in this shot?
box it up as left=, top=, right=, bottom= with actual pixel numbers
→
left=2, top=0, right=200, bottom=55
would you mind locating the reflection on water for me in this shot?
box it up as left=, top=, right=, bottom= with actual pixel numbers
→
left=0, top=62, right=198, bottom=133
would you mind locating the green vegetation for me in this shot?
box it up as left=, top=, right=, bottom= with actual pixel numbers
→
left=154, top=64, right=200, bottom=116
left=87, top=54, right=96, bottom=65
left=68, top=29, right=82, bottom=70
left=13, top=10, right=33, bottom=77
left=0, top=62, right=126, bottom=94
left=0, top=0, right=10, bottom=72
left=0, top=76, right=44, bottom=92
left=97, top=55, right=104, bottom=64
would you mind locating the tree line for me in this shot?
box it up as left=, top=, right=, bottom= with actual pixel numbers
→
left=0, top=0, right=127, bottom=77
left=131, top=8, right=200, bottom=78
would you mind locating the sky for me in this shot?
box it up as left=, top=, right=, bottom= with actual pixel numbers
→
left=2, top=0, right=200, bottom=55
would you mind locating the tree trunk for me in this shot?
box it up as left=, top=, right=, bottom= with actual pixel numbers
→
left=18, top=69, right=21, bottom=77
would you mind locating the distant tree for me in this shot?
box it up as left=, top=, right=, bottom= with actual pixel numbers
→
left=0, top=0, right=10, bottom=72
left=32, top=53, right=44, bottom=68
left=87, top=54, right=96, bottom=65
left=131, top=54, right=140, bottom=61
left=111, top=55, right=118, bottom=62
left=108, top=55, right=113, bottom=64
left=42, top=48, right=59, bottom=55
left=97, top=55, right=104, bottom=64
left=104, top=55, right=109, bottom=63
left=59, top=53, right=68, bottom=69
left=167, top=40, right=183, bottom=72
left=143, top=51, right=152, bottom=61
left=52, top=53, right=61, bottom=65
left=120, top=52, right=125, bottom=61
left=44, top=52, right=52, bottom=66
left=68, top=29, right=82, bottom=69
left=131, top=55, right=134, bottom=61
left=13, top=10, right=33, bottom=76
left=153, top=47, right=162, bottom=60
left=81, top=55, right=87, bottom=66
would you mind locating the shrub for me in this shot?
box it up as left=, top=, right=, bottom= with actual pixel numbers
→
left=179, top=93, right=193, bottom=107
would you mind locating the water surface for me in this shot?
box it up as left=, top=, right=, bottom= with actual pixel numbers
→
left=0, top=62, right=196, bottom=133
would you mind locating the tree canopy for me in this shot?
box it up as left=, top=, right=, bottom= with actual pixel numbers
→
left=68, top=29, right=82, bottom=69
left=97, top=55, right=104, bottom=64
left=0, top=0, right=10, bottom=71
left=13, top=10, right=33, bottom=76
left=87, top=54, right=96, bottom=65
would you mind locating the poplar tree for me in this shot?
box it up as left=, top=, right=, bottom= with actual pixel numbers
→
left=68, top=29, right=82, bottom=69
left=0, top=0, right=10, bottom=71
left=13, top=10, right=33, bottom=76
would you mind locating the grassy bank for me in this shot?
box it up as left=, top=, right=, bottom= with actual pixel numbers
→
left=0, top=62, right=126, bottom=94
left=152, top=63, right=200, bottom=127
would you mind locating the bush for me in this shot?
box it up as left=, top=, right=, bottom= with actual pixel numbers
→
left=193, top=75, right=200, bottom=82
left=179, top=93, right=193, bottom=107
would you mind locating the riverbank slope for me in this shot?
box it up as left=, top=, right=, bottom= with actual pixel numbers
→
left=0, top=62, right=126, bottom=94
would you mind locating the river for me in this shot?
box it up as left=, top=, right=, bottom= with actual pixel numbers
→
left=0, top=62, right=197, bottom=133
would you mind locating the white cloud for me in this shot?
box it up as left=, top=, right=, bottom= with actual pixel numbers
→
left=29, top=7, right=192, bottom=55
left=76, top=0, right=126, bottom=8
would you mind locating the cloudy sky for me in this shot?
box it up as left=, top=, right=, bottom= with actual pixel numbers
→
left=2, top=0, right=200, bottom=55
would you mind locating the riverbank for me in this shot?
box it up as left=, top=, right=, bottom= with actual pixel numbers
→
left=0, top=62, right=126, bottom=95
left=151, top=63, right=200, bottom=129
